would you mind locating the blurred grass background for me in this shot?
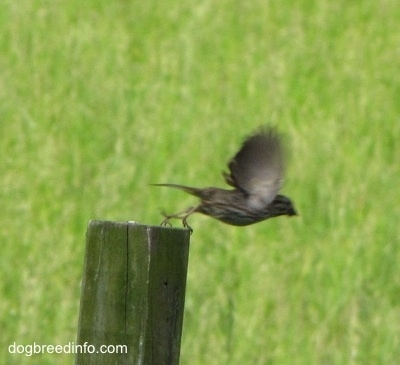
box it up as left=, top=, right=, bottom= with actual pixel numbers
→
left=1, top=0, right=400, bottom=364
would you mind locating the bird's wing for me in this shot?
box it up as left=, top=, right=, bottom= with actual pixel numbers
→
left=223, top=126, right=285, bottom=208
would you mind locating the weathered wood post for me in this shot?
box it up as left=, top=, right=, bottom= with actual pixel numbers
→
left=75, top=220, right=191, bottom=365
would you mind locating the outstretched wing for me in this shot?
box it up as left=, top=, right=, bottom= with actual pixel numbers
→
left=223, top=126, right=285, bottom=209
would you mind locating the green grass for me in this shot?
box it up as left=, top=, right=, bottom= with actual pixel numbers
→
left=1, top=0, right=400, bottom=363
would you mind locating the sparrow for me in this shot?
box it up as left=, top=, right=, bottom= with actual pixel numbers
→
left=153, top=126, right=297, bottom=232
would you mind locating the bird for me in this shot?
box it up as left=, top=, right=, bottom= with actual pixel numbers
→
left=153, top=126, right=297, bottom=232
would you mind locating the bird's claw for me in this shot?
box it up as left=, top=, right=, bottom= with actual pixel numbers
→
left=159, top=208, right=194, bottom=234
left=159, top=214, right=193, bottom=235
left=160, top=218, right=172, bottom=227
left=182, top=218, right=193, bottom=235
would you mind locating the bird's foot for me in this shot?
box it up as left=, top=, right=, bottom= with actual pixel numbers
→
left=182, top=218, right=193, bottom=235
left=160, top=217, right=173, bottom=227
left=159, top=209, right=194, bottom=234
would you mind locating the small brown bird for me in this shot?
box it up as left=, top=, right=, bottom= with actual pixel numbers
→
left=153, top=126, right=296, bottom=231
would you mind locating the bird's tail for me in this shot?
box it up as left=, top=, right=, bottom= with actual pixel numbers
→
left=151, top=183, right=204, bottom=198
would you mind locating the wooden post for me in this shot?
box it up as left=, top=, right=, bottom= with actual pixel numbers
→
left=75, top=221, right=191, bottom=365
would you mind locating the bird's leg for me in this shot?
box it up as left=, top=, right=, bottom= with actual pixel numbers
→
left=160, top=207, right=192, bottom=226
left=160, top=205, right=199, bottom=234
left=180, top=205, right=200, bottom=234
left=160, top=217, right=172, bottom=227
